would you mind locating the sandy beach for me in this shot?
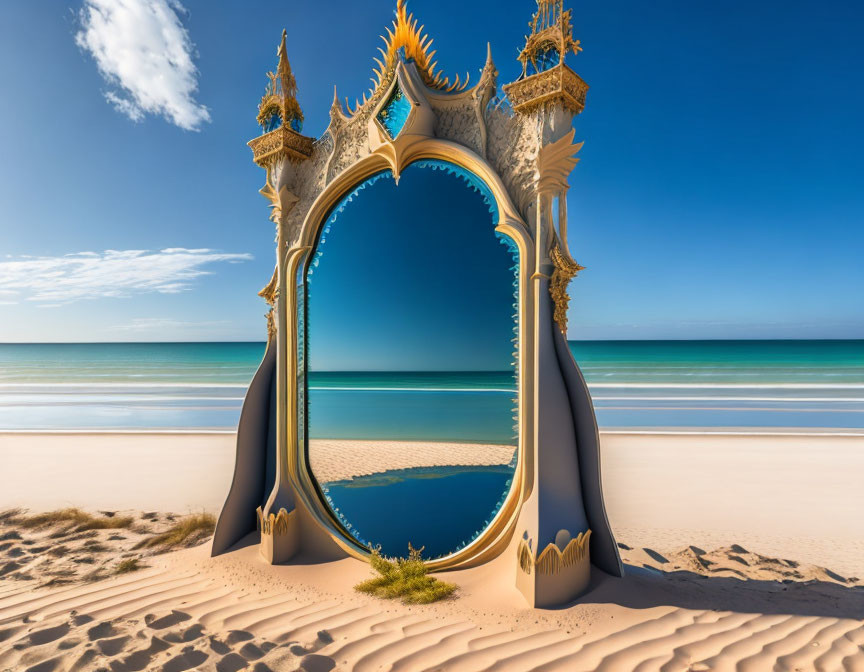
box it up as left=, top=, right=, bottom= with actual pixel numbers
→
left=2, top=430, right=864, bottom=670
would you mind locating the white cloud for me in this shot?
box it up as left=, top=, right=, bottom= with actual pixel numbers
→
left=0, top=248, right=251, bottom=305
left=75, top=0, right=210, bottom=130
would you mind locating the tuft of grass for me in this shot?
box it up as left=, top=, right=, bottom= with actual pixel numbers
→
left=0, top=509, right=24, bottom=523
left=18, top=508, right=133, bottom=531
left=115, top=558, right=142, bottom=574
left=355, top=544, right=457, bottom=604
left=135, top=513, right=215, bottom=550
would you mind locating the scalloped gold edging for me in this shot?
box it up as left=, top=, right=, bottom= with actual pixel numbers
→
left=256, top=506, right=294, bottom=536
left=518, top=529, right=591, bottom=575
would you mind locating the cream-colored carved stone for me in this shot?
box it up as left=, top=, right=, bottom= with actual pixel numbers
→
left=536, top=128, right=582, bottom=195
left=232, top=0, right=614, bottom=590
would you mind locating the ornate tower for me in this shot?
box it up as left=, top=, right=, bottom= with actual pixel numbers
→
left=250, top=31, right=315, bottom=564
left=500, top=0, right=614, bottom=607
left=503, top=0, right=588, bottom=117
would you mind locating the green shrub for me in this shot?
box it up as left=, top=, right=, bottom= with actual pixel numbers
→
left=355, top=544, right=457, bottom=604
left=116, top=558, right=142, bottom=574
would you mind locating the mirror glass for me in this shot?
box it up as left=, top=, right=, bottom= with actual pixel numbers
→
left=305, top=160, right=519, bottom=559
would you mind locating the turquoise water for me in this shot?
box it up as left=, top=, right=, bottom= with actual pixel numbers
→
left=0, top=341, right=862, bottom=432
left=321, top=466, right=513, bottom=559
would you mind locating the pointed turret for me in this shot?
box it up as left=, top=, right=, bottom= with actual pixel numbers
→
left=502, top=0, right=588, bottom=116
left=248, top=29, right=313, bottom=167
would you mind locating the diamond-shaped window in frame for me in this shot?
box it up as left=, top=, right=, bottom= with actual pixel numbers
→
left=376, top=83, right=412, bottom=139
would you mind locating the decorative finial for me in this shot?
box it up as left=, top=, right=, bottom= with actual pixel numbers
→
left=502, top=0, right=589, bottom=115
left=518, top=0, right=582, bottom=77
left=348, top=0, right=469, bottom=114
left=330, top=85, right=345, bottom=121
left=248, top=30, right=313, bottom=166
left=256, top=29, right=304, bottom=134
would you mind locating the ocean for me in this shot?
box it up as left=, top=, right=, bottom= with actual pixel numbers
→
left=0, top=340, right=862, bottom=433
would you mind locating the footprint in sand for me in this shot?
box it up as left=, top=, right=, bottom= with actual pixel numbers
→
left=208, top=636, right=231, bottom=655
left=299, top=654, right=337, bottom=672
left=161, top=646, right=208, bottom=672
left=97, top=634, right=131, bottom=656
left=70, top=613, right=93, bottom=627
left=0, top=560, right=21, bottom=577
left=225, top=629, right=254, bottom=645
left=163, top=623, right=205, bottom=644
left=24, top=655, right=63, bottom=672
left=27, top=623, right=70, bottom=646
left=238, top=641, right=266, bottom=660
left=87, top=620, right=118, bottom=641
left=145, top=610, right=191, bottom=630
left=216, top=652, right=248, bottom=672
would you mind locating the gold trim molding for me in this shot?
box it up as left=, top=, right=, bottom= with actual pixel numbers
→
left=550, top=242, right=583, bottom=332
left=250, top=126, right=314, bottom=167
left=517, top=529, right=591, bottom=575
left=504, top=64, right=588, bottom=115
left=256, top=506, right=294, bottom=536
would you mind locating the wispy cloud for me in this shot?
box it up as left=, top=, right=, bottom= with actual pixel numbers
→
left=0, top=249, right=251, bottom=305
left=75, top=0, right=210, bottom=130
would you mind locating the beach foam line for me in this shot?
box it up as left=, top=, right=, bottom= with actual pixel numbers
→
left=307, top=386, right=517, bottom=393
left=2, top=428, right=864, bottom=437
left=593, top=396, right=864, bottom=402
left=589, top=382, right=864, bottom=389
left=595, top=404, right=864, bottom=413
left=0, top=429, right=237, bottom=435
left=0, top=382, right=250, bottom=389
left=601, top=428, right=864, bottom=436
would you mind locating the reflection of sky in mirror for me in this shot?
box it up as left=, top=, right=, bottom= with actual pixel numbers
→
left=307, top=163, right=516, bottom=372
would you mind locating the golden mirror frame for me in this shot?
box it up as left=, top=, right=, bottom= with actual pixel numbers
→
left=214, top=0, right=624, bottom=608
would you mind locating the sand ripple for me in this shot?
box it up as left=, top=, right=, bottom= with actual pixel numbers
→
left=1, top=540, right=863, bottom=671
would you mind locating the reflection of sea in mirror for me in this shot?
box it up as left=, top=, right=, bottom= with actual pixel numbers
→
left=305, top=161, right=519, bottom=558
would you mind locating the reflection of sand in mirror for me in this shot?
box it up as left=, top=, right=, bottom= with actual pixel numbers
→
left=306, top=161, right=519, bottom=558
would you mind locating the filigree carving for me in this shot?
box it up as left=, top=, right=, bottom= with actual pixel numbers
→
left=517, top=529, right=591, bottom=575
left=536, top=128, right=583, bottom=193
left=432, top=98, right=483, bottom=155
left=249, top=126, right=314, bottom=167
left=249, top=31, right=314, bottom=167
left=265, top=308, right=276, bottom=340
left=485, top=108, right=537, bottom=218
left=549, top=242, right=583, bottom=332
left=259, top=173, right=299, bottom=226
left=518, top=0, right=582, bottom=75
left=503, top=65, right=588, bottom=115
left=256, top=506, right=293, bottom=536
left=259, top=267, right=278, bottom=305
left=257, top=30, right=304, bottom=130
left=260, top=268, right=278, bottom=339
left=347, top=0, right=469, bottom=116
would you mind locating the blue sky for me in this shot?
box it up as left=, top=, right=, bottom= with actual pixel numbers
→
left=0, top=0, right=862, bottom=342
left=308, top=163, right=516, bottom=371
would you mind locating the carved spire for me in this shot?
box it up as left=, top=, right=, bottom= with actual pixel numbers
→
left=249, top=30, right=313, bottom=166
left=329, top=85, right=346, bottom=123
left=257, top=29, right=304, bottom=133
left=502, top=0, right=588, bottom=116
left=518, top=0, right=581, bottom=76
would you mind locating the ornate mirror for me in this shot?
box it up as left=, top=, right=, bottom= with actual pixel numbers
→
left=304, top=161, right=520, bottom=559
left=213, top=0, right=624, bottom=608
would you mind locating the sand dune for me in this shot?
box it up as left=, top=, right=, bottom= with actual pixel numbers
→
left=1, top=511, right=863, bottom=671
